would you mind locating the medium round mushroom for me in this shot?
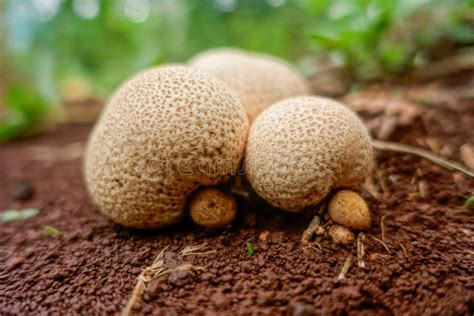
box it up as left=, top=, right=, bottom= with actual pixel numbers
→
left=328, top=190, right=371, bottom=230
left=245, top=96, right=373, bottom=211
left=189, top=188, right=237, bottom=229
left=188, top=48, right=309, bottom=122
left=84, top=66, right=249, bottom=228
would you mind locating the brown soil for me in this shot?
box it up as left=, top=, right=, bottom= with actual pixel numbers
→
left=1, top=75, right=473, bottom=315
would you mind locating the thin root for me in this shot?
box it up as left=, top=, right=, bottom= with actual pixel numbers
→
left=397, top=242, right=408, bottom=257
left=380, top=215, right=388, bottom=242
left=368, top=234, right=391, bottom=254
left=372, top=140, right=474, bottom=178
left=337, top=255, right=353, bottom=280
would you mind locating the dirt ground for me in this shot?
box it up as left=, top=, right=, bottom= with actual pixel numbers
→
left=0, top=73, right=473, bottom=315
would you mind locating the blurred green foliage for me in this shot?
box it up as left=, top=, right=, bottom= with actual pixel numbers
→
left=310, top=0, right=474, bottom=79
left=0, top=0, right=473, bottom=141
left=0, top=86, right=50, bottom=141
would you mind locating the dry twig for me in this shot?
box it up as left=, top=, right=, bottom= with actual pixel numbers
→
left=357, top=233, right=366, bottom=269
left=301, top=215, right=321, bottom=243
left=337, top=255, right=353, bottom=280
left=372, top=140, right=474, bottom=177
left=368, top=234, right=391, bottom=254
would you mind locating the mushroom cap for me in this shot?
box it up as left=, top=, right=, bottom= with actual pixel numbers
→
left=84, top=66, right=249, bottom=228
left=328, top=190, right=371, bottom=230
left=245, top=96, right=373, bottom=211
left=188, top=48, right=309, bottom=122
left=189, top=188, right=237, bottom=229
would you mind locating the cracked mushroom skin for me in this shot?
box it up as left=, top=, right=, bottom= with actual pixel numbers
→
left=84, top=66, right=249, bottom=228
left=188, top=48, right=309, bottom=122
left=245, top=96, right=373, bottom=211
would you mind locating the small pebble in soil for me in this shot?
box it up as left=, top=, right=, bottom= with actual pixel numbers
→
left=6, top=256, right=26, bottom=270
left=291, top=301, right=315, bottom=316
left=11, top=181, right=34, bottom=201
left=168, top=269, right=196, bottom=287
left=329, top=225, right=355, bottom=245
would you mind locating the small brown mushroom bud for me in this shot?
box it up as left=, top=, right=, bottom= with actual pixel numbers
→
left=328, top=190, right=372, bottom=230
left=315, top=226, right=326, bottom=236
left=190, top=188, right=237, bottom=229
left=328, top=225, right=355, bottom=245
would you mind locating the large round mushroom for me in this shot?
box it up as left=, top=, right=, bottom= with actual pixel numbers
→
left=189, top=48, right=309, bottom=123
left=245, top=96, right=373, bottom=211
left=84, top=66, right=249, bottom=228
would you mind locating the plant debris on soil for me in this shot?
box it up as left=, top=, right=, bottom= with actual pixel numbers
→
left=0, top=73, right=473, bottom=315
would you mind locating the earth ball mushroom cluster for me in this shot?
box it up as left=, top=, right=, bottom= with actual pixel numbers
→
left=84, top=49, right=374, bottom=237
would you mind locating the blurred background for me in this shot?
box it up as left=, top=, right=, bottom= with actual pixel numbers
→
left=0, top=0, right=473, bottom=141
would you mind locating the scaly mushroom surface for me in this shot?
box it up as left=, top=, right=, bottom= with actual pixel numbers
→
left=84, top=66, right=248, bottom=228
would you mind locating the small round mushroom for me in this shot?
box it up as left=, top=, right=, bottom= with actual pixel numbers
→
left=189, top=188, right=237, bottom=229
left=245, top=96, right=373, bottom=211
left=188, top=48, right=309, bottom=122
left=84, top=66, right=249, bottom=228
left=328, top=225, right=355, bottom=245
left=328, top=190, right=371, bottom=230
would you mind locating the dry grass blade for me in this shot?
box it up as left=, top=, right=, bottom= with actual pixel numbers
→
left=337, top=255, right=353, bottom=280
left=368, top=234, right=391, bottom=254
left=154, top=263, right=206, bottom=279
left=357, top=233, right=366, bottom=269
left=397, top=242, right=408, bottom=257
left=123, top=277, right=147, bottom=316
left=380, top=215, right=388, bottom=242
left=123, top=245, right=169, bottom=316
left=364, top=174, right=382, bottom=200
left=123, top=244, right=213, bottom=316
left=372, top=140, right=474, bottom=178
left=179, top=243, right=216, bottom=257
left=150, top=246, right=169, bottom=269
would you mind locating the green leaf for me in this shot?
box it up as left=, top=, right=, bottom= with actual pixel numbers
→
left=1, top=208, right=40, bottom=223
left=44, top=225, right=60, bottom=236
left=310, top=32, right=339, bottom=48
left=464, top=196, right=474, bottom=210
left=246, top=242, right=254, bottom=257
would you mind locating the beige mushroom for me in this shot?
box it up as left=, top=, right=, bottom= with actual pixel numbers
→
left=84, top=66, right=249, bottom=228
left=189, top=188, right=237, bottom=229
left=245, top=96, right=373, bottom=211
left=189, top=48, right=309, bottom=122
left=328, top=190, right=371, bottom=230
